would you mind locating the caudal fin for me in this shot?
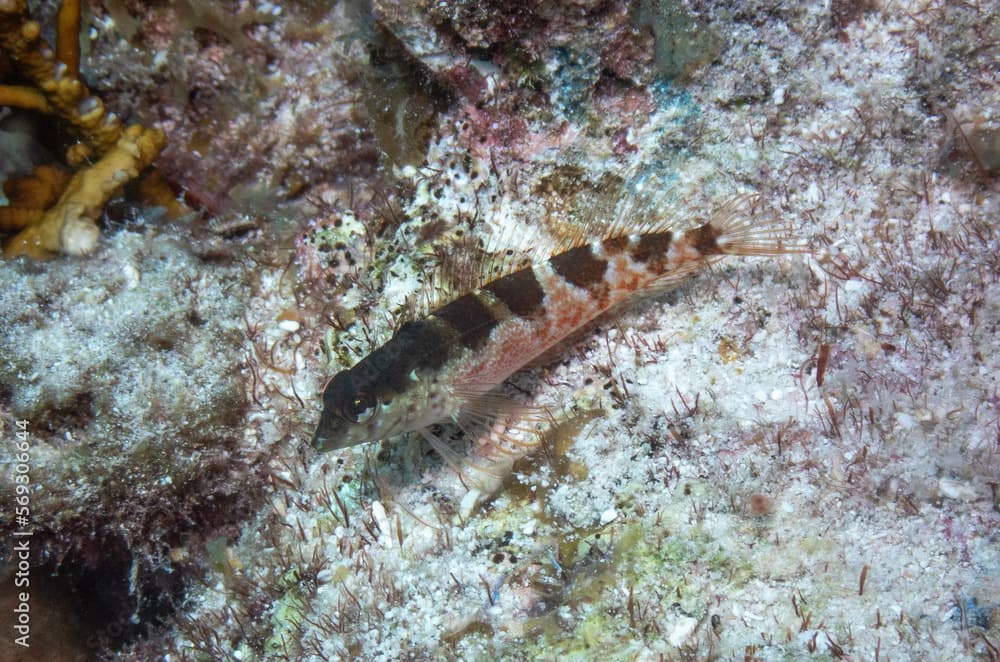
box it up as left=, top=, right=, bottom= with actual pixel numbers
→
left=709, top=194, right=811, bottom=257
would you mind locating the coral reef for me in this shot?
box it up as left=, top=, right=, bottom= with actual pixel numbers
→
left=160, top=0, right=1000, bottom=659
left=2, top=0, right=999, bottom=659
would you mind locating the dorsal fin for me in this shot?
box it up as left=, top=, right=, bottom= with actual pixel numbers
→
left=396, top=167, right=704, bottom=328
left=543, top=168, right=700, bottom=252
left=405, top=193, right=554, bottom=320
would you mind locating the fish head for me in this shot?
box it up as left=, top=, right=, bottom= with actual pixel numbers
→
left=312, top=362, right=444, bottom=452
left=313, top=320, right=455, bottom=452
left=312, top=367, right=401, bottom=451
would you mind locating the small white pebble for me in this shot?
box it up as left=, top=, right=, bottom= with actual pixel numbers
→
left=278, top=319, right=300, bottom=333
left=938, top=478, right=977, bottom=501
left=371, top=500, right=392, bottom=547
left=667, top=615, right=698, bottom=646
left=122, top=263, right=141, bottom=289
left=599, top=508, right=618, bottom=525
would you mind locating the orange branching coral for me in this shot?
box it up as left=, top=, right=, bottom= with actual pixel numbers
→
left=56, top=0, right=81, bottom=76
left=135, top=169, right=189, bottom=221
left=0, top=0, right=122, bottom=162
left=0, top=164, right=71, bottom=231
left=0, top=82, right=51, bottom=112
left=4, top=125, right=166, bottom=257
left=0, top=0, right=181, bottom=258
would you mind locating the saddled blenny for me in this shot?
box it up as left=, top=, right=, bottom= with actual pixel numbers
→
left=313, top=190, right=807, bottom=514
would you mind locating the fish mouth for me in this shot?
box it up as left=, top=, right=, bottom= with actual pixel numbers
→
left=312, top=412, right=346, bottom=452
left=312, top=413, right=376, bottom=452
left=312, top=430, right=331, bottom=452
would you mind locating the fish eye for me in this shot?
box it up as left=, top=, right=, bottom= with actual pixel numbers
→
left=343, top=391, right=378, bottom=423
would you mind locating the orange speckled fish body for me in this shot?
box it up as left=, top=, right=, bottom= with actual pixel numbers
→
left=313, top=197, right=801, bottom=454
left=451, top=232, right=692, bottom=388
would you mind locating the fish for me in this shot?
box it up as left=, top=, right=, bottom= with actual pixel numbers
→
left=312, top=191, right=804, bottom=505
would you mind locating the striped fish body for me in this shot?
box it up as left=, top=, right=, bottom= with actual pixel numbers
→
left=313, top=202, right=799, bottom=452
